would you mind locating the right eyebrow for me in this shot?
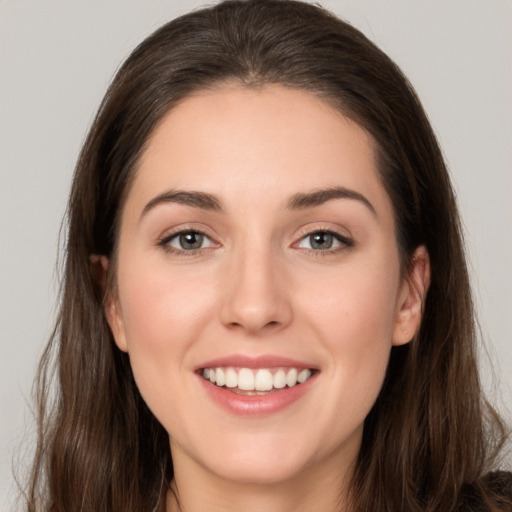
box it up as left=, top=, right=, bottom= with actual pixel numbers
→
left=140, top=190, right=224, bottom=221
left=286, top=186, right=377, bottom=217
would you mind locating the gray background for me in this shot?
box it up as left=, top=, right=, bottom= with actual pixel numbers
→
left=1, top=0, right=511, bottom=509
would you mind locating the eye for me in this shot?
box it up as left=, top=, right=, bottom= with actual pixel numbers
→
left=161, top=230, right=214, bottom=252
left=296, top=230, right=352, bottom=251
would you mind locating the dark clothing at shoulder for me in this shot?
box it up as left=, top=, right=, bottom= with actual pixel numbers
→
left=457, top=471, right=512, bottom=511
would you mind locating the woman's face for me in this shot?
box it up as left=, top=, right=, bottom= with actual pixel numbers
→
left=106, top=85, right=427, bottom=486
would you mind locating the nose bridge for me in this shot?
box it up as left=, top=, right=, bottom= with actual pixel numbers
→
left=220, top=234, right=292, bottom=334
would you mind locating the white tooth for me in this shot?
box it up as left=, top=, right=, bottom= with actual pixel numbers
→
left=215, top=368, right=225, bottom=387
left=297, top=369, right=312, bottom=383
left=203, top=368, right=210, bottom=379
left=238, top=368, right=255, bottom=391
left=286, top=368, right=298, bottom=387
left=225, top=368, right=237, bottom=388
left=209, top=370, right=216, bottom=383
left=273, top=369, right=286, bottom=389
left=255, top=369, right=273, bottom=391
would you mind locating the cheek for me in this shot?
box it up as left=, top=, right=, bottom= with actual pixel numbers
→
left=115, top=258, right=220, bottom=415
left=299, top=256, right=399, bottom=406
left=119, top=257, right=216, bottom=347
left=304, top=255, right=399, bottom=341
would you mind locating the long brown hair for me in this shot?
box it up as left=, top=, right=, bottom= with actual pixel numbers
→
left=24, top=1, right=510, bottom=511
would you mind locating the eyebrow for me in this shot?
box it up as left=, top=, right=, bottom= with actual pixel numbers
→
left=287, top=186, right=376, bottom=216
left=140, top=185, right=376, bottom=220
left=141, top=190, right=223, bottom=219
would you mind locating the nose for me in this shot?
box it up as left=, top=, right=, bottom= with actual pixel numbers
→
left=220, top=246, right=293, bottom=335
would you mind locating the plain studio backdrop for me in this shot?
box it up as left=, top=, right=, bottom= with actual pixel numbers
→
left=0, top=0, right=511, bottom=509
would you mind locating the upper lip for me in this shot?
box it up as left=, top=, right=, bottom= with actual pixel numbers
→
left=196, top=354, right=318, bottom=371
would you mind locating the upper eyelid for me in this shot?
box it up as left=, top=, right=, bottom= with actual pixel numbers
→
left=158, top=230, right=217, bottom=250
left=292, top=224, right=352, bottom=241
left=157, top=223, right=216, bottom=241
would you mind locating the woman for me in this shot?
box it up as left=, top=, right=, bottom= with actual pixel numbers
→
left=24, top=1, right=510, bottom=511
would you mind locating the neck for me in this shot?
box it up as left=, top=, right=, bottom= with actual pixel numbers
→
left=166, top=444, right=356, bottom=512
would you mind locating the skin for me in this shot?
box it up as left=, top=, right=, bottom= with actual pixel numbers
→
left=105, top=85, right=430, bottom=512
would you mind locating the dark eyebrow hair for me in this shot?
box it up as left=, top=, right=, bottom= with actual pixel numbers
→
left=287, top=186, right=376, bottom=216
left=141, top=190, right=223, bottom=219
left=141, top=186, right=376, bottom=221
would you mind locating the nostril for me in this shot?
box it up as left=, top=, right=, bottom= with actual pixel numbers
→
left=225, top=319, right=281, bottom=333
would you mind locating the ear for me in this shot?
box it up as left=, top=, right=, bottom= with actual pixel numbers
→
left=90, top=254, right=129, bottom=353
left=392, top=245, right=431, bottom=346
left=89, top=253, right=109, bottom=293
left=104, top=292, right=128, bottom=353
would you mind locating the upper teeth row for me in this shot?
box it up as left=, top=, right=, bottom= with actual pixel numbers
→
left=202, top=367, right=312, bottom=391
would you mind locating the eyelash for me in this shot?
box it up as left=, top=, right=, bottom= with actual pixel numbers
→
left=293, top=228, right=354, bottom=256
left=157, top=229, right=216, bottom=256
left=157, top=228, right=353, bottom=256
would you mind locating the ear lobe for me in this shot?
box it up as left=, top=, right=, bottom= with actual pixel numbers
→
left=104, top=295, right=129, bottom=353
left=90, top=254, right=129, bottom=353
left=392, top=245, right=431, bottom=346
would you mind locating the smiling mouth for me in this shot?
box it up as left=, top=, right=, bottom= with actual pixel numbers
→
left=200, top=367, right=314, bottom=395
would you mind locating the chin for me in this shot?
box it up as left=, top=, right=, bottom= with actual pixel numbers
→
left=187, top=425, right=341, bottom=487
left=206, top=450, right=311, bottom=486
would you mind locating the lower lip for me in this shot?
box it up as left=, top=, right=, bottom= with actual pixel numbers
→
left=197, top=373, right=317, bottom=416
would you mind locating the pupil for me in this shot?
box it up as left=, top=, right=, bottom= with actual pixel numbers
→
left=180, top=232, right=203, bottom=249
left=311, top=232, right=333, bottom=250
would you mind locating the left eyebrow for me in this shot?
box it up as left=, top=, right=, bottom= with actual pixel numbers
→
left=140, top=190, right=224, bottom=221
left=286, top=186, right=376, bottom=216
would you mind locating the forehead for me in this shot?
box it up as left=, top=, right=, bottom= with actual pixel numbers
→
left=126, top=84, right=393, bottom=221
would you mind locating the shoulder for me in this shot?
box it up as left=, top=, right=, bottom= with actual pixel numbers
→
left=457, top=471, right=512, bottom=511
